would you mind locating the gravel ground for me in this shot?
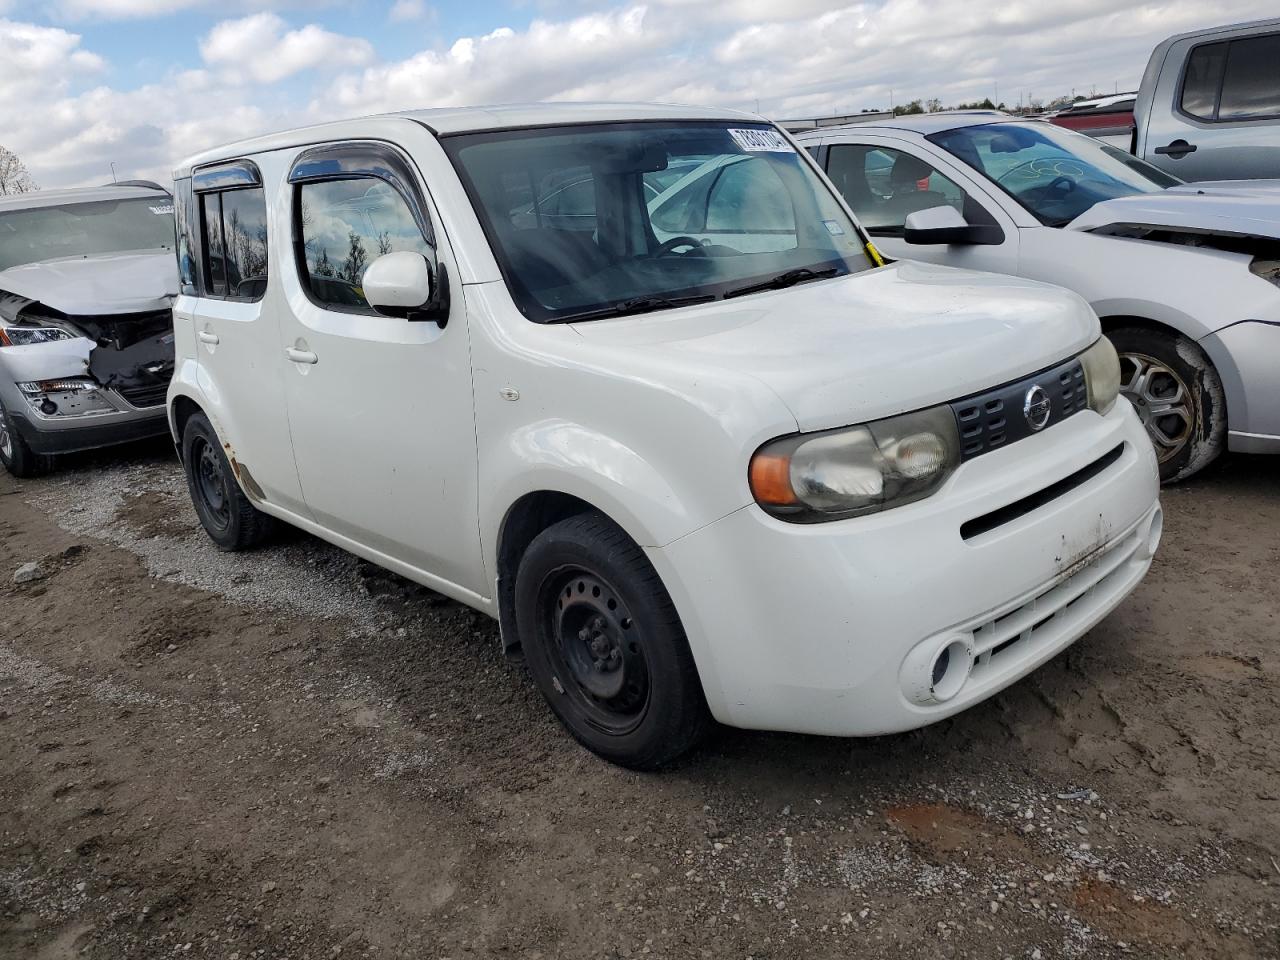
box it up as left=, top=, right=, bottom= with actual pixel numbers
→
left=1, top=438, right=1278, bottom=960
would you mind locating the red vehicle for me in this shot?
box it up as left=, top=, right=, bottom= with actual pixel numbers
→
left=1048, top=93, right=1136, bottom=148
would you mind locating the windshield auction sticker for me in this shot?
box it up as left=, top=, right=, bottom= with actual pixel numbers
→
left=727, top=128, right=794, bottom=153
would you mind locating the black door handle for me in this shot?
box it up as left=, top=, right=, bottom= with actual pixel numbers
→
left=1153, top=139, right=1197, bottom=158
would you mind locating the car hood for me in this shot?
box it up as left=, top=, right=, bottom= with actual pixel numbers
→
left=1068, top=180, right=1280, bottom=240
left=0, top=251, right=178, bottom=316
left=570, top=260, right=1098, bottom=431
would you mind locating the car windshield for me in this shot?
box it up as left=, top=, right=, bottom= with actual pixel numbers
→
left=443, top=122, right=872, bottom=322
left=927, top=122, right=1180, bottom=226
left=0, top=197, right=175, bottom=273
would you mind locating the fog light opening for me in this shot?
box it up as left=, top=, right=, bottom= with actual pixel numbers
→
left=929, top=639, right=972, bottom=703
left=1145, top=506, right=1163, bottom=559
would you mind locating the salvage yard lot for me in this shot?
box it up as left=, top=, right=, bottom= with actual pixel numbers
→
left=1, top=443, right=1278, bottom=960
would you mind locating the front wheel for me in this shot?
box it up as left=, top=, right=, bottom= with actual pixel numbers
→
left=514, top=512, right=711, bottom=769
left=1108, top=327, right=1226, bottom=483
left=0, top=397, right=53, bottom=478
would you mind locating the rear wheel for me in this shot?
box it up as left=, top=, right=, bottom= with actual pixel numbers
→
left=0, top=397, right=53, bottom=478
left=1109, top=327, right=1226, bottom=483
left=181, top=412, right=276, bottom=550
left=514, top=512, right=711, bottom=769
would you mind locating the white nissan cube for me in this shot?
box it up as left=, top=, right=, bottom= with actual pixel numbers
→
left=169, top=103, right=1161, bottom=768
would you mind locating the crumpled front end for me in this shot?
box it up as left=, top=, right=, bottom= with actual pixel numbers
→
left=0, top=293, right=174, bottom=455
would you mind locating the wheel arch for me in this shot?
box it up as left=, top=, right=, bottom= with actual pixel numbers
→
left=1099, top=313, right=1231, bottom=428
left=495, top=490, right=616, bottom=657
left=169, top=392, right=204, bottom=458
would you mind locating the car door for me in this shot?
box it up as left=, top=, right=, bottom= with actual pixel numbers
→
left=277, top=141, right=484, bottom=595
left=188, top=158, right=306, bottom=516
left=1144, top=30, right=1280, bottom=181
left=819, top=136, right=1021, bottom=275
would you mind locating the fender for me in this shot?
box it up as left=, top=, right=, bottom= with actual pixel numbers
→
left=480, top=417, right=739, bottom=578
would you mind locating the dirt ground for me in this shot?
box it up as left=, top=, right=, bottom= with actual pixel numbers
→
left=1, top=440, right=1278, bottom=960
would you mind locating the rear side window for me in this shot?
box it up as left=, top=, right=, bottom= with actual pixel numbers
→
left=198, top=187, right=269, bottom=301
left=296, top=178, right=431, bottom=313
left=1180, top=34, right=1280, bottom=121
left=1179, top=42, right=1226, bottom=119
left=1219, top=35, right=1280, bottom=119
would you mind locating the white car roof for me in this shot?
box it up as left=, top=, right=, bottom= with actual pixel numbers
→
left=175, top=101, right=763, bottom=179
left=0, top=183, right=170, bottom=213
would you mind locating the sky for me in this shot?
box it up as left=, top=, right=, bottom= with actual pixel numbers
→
left=2, top=0, right=1276, bottom=189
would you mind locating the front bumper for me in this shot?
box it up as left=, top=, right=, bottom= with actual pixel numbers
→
left=649, top=401, right=1160, bottom=737
left=1, top=378, right=169, bottom=455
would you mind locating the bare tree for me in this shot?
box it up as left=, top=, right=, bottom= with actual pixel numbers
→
left=0, top=145, right=38, bottom=196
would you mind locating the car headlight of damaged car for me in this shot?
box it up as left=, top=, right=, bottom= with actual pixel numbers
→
left=750, top=405, right=961, bottom=522
left=0, top=326, right=75, bottom=347
left=1079, top=336, right=1121, bottom=416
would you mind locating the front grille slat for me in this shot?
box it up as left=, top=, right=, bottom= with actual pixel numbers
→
left=116, top=382, right=169, bottom=408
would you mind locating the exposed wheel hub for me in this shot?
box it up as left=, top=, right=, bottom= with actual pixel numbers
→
left=547, top=570, right=649, bottom=733
left=1119, top=352, right=1193, bottom=462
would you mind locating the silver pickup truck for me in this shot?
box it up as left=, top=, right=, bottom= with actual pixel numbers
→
left=1134, top=17, right=1280, bottom=181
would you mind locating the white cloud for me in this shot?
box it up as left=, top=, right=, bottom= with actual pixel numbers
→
left=323, top=6, right=663, bottom=114
left=199, top=12, right=375, bottom=85
left=389, top=0, right=432, bottom=22
left=6, top=0, right=1280, bottom=190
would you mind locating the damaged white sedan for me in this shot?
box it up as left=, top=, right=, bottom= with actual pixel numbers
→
left=0, top=183, right=178, bottom=477
left=799, top=116, right=1280, bottom=481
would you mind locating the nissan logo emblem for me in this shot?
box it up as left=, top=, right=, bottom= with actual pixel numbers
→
left=1023, top=385, right=1051, bottom=432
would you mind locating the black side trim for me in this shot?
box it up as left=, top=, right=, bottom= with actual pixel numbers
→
left=961, top=443, right=1125, bottom=541
left=192, top=159, right=262, bottom=193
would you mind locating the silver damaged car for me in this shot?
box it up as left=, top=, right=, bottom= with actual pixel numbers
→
left=0, top=182, right=178, bottom=477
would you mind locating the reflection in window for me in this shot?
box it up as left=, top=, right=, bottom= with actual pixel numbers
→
left=199, top=187, right=268, bottom=300
left=298, top=179, right=431, bottom=312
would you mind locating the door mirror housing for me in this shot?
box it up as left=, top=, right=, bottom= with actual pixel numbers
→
left=363, top=251, right=450, bottom=325
left=903, top=205, right=1003, bottom=245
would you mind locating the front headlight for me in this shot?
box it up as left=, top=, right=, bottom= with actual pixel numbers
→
left=749, top=405, right=961, bottom=522
left=0, top=325, right=75, bottom=347
left=1080, top=336, right=1121, bottom=416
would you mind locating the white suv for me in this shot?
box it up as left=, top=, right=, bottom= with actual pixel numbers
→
left=169, top=103, right=1161, bottom=768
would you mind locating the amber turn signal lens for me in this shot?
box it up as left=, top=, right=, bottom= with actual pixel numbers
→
left=748, top=452, right=798, bottom=506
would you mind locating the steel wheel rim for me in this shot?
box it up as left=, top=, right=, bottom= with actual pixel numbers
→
left=193, top=438, right=231, bottom=531
left=542, top=567, right=650, bottom=736
left=1118, top=351, right=1194, bottom=462
left=0, top=412, right=11, bottom=463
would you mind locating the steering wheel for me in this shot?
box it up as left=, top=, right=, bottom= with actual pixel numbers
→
left=653, top=235, right=706, bottom=257
left=995, top=156, right=1085, bottom=186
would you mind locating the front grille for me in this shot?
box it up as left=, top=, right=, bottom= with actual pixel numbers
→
left=952, top=357, right=1088, bottom=461
left=116, top=382, right=169, bottom=408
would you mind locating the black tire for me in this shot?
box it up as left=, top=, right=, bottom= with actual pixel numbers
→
left=1109, top=327, right=1226, bottom=483
left=0, top=397, right=53, bottom=479
left=514, top=511, right=711, bottom=770
left=181, top=412, right=276, bottom=550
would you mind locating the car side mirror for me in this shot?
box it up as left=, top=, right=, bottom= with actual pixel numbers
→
left=363, top=251, right=450, bottom=326
left=903, top=205, right=1003, bottom=246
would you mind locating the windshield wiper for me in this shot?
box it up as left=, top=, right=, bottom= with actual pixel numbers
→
left=547, top=293, right=716, bottom=324
left=722, top=267, right=839, bottom=300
